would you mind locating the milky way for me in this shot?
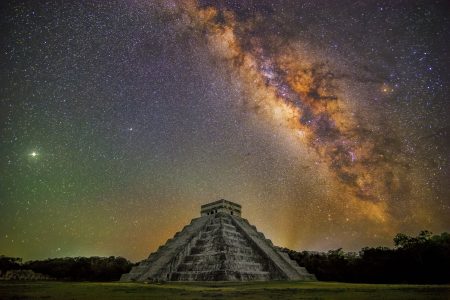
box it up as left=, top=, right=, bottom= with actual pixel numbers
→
left=164, top=0, right=449, bottom=228
left=1, top=0, right=449, bottom=260
left=176, top=1, right=402, bottom=222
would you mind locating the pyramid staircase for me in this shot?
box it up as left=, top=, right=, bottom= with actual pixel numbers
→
left=121, top=200, right=315, bottom=282
left=171, top=212, right=272, bottom=280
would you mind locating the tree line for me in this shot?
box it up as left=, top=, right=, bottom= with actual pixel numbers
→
left=280, top=231, right=450, bottom=284
left=1, top=230, right=449, bottom=283
left=0, top=256, right=134, bottom=281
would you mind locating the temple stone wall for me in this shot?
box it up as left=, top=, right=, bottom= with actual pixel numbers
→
left=201, top=199, right=241, bottom=217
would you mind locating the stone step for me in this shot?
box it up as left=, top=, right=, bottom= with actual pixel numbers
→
left=276, top=251, right=314, bottom=278
left=208, top=217, right=233, bottom=224
left=230, top=216, right=314, bottom=280
left=205, top=223, right=236, bottom=231
left=170, top=270, right=271, bottom=281
left=126, top=265, right=149, bottom=274
left=171, top=214, right=273, bottom=281
left=145, top=224, right=195, bottom=261
left=197, top=231, right=245, bottom=240
left=185, top=252, right=260, bottom=259
left=207, top=220, right=231, bottom=227
left=122, top=216, right=211, bottom=282
left=184, top=250, right=260, bottom=263
left=178, top=261, right=265, bottom=272
left=222, top=231, right=245, bottom=240
left=190, top=239, right=252, bottom=254
left=196, top=234, right=247, bottom=245
left=196, top=233, right=250, bottom=243
left=210, top=217, right=233, bottom=222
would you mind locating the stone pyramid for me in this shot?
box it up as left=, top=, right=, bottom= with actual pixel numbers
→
left=121, top=199, right=315, bottom=281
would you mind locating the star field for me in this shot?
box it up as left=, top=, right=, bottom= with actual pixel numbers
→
left=0, top=0, right=449, bottom=261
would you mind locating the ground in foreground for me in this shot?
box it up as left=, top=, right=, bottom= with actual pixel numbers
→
left=0, top=281, right=449, bottom=299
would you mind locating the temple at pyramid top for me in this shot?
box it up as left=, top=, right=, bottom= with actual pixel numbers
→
left=121, top=199, right=315, bottom=282
left=201, top=199, right=241, bottom=217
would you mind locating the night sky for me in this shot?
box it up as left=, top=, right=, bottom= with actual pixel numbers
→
left=1, top=0, right=449, bottom=261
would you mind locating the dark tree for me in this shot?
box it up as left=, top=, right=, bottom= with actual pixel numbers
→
left=0, top=255, right=22, bottom=272
left=22, top=256, right=134, bottom=281
left=281, top=231, right=450, bottom=284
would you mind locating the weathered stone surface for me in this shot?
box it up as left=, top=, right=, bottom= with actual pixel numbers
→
left=120, top=216, right=211, bottom=282
left=231, top=216, right=316, bottom=281
left=120, top=200, right=315, bottom=282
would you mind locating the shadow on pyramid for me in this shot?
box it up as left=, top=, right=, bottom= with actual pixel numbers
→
left=121, top=199, right=316, bottom=282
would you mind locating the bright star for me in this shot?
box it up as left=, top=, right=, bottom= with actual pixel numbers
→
left=381, top=83, right=394, bottom=94
left=30, top=151, right=38, bottom=157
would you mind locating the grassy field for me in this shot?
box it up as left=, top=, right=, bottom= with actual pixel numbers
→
left=0, top=281, right=449, bottom=299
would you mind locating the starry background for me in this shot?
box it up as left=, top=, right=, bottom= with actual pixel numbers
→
left=0, top=0, right=449, bottom=261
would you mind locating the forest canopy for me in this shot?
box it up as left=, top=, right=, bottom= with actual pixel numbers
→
left=281, top=231, right=450, bottom=284
left=1, top=231, right=449, bottom=283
